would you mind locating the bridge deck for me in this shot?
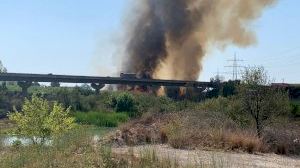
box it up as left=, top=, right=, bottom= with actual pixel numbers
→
left=0, top=73, right=212, bottom=87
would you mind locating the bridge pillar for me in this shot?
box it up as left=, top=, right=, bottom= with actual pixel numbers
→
left=91, top=83, right=105, bottom=94
left=17, top=81, right=32, bottom=96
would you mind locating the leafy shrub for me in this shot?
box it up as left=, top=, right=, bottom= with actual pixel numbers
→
left=222, top=80, right=239, bottom=97
left=27, top=86, right=102, bottom=112
left=156, top=96, right=177, bottom=112
left=135, top=93, right=178, bottom=114
left=197, top=97, right=251, bottom=128
left=74, top=111, right=129, bottom=127
left=239, top=66, right=291, bottom=137
left=115, top=93, right=136, bottom=112
left=110, top=92, right=138, bottom=117
left=291, top=103, right=300, bottom=117
left=8, top=95, right=76, bottom=144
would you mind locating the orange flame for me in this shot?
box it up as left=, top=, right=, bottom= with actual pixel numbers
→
left=156, top=86, right=166, bottom=96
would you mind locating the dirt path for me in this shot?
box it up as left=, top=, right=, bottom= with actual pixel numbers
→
left=112, top=145, right=300, bottom=168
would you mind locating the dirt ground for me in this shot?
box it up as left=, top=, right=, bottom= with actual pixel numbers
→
left=112, top=145, right=300, bottom=168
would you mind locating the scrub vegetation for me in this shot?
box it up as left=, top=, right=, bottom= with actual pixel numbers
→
left=108, top=67, right=300, bottom=156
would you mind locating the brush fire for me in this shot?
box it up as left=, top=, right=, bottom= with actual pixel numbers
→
left=120, top=0, right=276, bottom=80
left=117, top=0, right=276, bottom=97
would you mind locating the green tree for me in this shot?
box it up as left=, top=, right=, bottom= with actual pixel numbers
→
left=207, top=78, right=221, bottom=98
left=51, top=81, right=60, bottom=87
left=239, top=66, right=290, bottom=137
left=222, top=80, right=239, bottom=97
left=8, top=95, right=76, bottom=144
left=0, top=60, right=7, bottom=73
left=0, top=60, right=7, bottom=90
left=111, top=92, right=137, bottom=117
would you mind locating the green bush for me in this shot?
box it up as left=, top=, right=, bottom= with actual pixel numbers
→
left=291, top=103, right=300, bottom=117
left=135, top=93, right=178, bottom=114
left=74, top=111, right=129, bottom=127
left=110, top=92, right=138, bottom=117
left=115, top=93, right=136, bottom=112
left=197, top=96, right=250, bottom=128
left=28, top=86, right=101, bottom=112
left=8, top=95, right=76, bottom=145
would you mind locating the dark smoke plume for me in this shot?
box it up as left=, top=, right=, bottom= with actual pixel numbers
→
left=121, top=0, right=276, bottom=80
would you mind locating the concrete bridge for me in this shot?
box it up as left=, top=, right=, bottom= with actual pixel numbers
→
left=0, top=73, right=216, bottom=94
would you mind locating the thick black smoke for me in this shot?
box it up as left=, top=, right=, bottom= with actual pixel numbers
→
left=121, top=0, right=276, bottom=80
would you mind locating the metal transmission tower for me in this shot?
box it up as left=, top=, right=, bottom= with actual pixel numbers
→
left=225, top=53, right=244, bottom=81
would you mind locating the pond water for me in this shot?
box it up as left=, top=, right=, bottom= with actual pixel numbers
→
left=0, top=127, right=113, bottom=147
left=1, top=136, right=52, bottom=146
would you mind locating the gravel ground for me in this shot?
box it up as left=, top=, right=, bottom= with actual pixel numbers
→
left=112, top=145, right=300, bottom=168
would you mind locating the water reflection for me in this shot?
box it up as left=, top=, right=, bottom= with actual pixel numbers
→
left=1, top=135, right=100, bottom=146
left=2, top=136, right=52, bottom=146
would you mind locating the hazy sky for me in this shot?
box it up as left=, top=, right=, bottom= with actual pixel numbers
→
left=0, top=0, right=300, bottom=83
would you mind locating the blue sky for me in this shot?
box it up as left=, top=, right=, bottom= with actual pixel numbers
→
left=0, top=0, right=300, bottom=83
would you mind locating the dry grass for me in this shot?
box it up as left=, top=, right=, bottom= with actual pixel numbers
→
left=109, top=110, right=300, bottom=156
left=112, top=145, right=300, bottom=168
left=107, top=113, right=171, bottom=146
left=263, top=126, right=300, bottom=155
left=221, top=131, right=264, bottom=153
left=163, top=119, right=264, bottom=153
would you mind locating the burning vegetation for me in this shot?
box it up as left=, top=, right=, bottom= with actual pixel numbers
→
left=121, top=0, right=276, bottom=81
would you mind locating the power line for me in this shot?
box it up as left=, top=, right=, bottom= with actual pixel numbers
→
left=259, top=45, right=300, bottom=62
left=257, top=53, right=300, bottom=64
left=225, top=53, right=244, bottom=80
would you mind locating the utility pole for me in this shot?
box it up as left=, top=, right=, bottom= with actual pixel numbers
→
left=225, top=53, right=244, bottom=81
left=216, top=69, right=220, bottom=80
left=214, top=69, right=226, bottom=82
